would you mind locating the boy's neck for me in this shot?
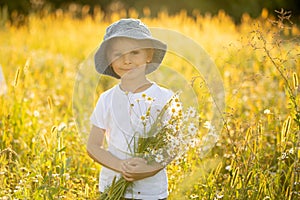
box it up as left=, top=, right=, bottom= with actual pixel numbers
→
left=120, top=77, right=152, bottom=93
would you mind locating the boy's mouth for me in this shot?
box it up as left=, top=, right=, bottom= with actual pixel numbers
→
left=122, top=68, right=134, bottom=72
left=121, top=67, right=139, bottom=71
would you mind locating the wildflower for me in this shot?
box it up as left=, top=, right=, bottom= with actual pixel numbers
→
left=288, top=148, right=294, bottom=154
left=214, top=193, right=224, bottom=199
left=145, top=96, right=154, bottom=104
left=204, top=121, right=215, bottom=130
left=178, top=109, right=183, bottom=117
left=278, top=152, right=287, bottom=160
left=173, top=95, right=180, bottom=103
left=188, top=123, right=197, bottom=135
left=102, top=91, right=199, bottom=198
left=33, top=110, right=40, bottom=117
left=170, top=137, right=180, bottom=147
left=15, top=185, right=21, bottom=190
left=172, top=101, right=182, bottom=111
left=155, top=154, right=164, bottom=163
left=225, top=165, right=231, bottom=171
left=175, top=102, right=182, bottom=108
left=170, top=108, right=176, bottom=114
left=264, top=109, right=271, bottom=114
left=140, top=114, right=148, bottom=123
left=190, top=194, right=199, bottom=199
left=186, top=107, right=196, bottom=118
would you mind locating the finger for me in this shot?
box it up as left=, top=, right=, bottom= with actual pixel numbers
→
left=122, top=171, right=136, bottom=181
left=122, top=175, right=135, bottom=182
left=121, top=162, right=136, bottom=173
left=121, top=163, right=129, bottom=172
left=121, top=162, right=127, bottom=172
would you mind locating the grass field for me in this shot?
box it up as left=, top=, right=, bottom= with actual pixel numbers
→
left=0, top=7, right=300, bottom=199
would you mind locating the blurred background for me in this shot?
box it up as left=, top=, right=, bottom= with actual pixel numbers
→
left=1, top=0, right=300, bottom=199
left=1, top=0, right=300, bottom=24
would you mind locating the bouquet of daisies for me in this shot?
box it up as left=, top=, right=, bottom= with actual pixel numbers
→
left=100, top=91, right=199, bottom=200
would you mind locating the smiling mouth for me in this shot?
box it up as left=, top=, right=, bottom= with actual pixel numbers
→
left=122, top=68, right=135, bottom=72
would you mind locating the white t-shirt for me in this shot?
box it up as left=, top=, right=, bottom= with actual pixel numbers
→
left=90, top=82, right=173, bottom=199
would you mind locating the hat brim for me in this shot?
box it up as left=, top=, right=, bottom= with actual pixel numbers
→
left=94, top=31, right=167, bottom=79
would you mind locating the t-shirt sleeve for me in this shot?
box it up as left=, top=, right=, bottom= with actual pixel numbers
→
left=90, top=94, right=108, bottom=129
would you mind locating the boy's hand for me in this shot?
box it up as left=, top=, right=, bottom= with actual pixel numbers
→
left=121, top=157, right=163, bottom=182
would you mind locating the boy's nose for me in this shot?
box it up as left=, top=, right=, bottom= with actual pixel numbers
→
left=122, top=53, right=131, bottom=64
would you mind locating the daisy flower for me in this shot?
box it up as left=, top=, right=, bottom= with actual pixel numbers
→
left=188, top=123, right=197, bottom=135
left=155, top=154, right=164, bottom=163
left=186, top=107, right=196, bottom=118
left=140, top=114, right=149, bottom=123
left=145, top=96, right=155, bottom=104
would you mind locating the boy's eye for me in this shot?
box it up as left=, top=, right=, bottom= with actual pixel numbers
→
left=110, top=49, right=141, bottom=60
left=131, top=50, right=140, bottom=55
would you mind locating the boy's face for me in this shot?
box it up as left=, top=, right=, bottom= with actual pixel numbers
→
left=107, top=38, right=154, bottom=79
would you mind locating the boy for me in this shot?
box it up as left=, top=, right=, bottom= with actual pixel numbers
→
left=87, top=18, right=171, bottom=199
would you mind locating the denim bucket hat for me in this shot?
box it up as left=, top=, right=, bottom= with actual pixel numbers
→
left=94, top=18, right=167, bottom=79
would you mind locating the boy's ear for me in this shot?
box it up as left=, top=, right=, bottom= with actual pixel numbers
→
left=147, top=48, right=154, bottom=62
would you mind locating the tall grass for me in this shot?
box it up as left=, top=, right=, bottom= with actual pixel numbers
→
left=0, top=7, right=299, bottom=199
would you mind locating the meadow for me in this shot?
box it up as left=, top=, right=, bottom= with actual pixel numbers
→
left=0, top=6, right=300, bottom=199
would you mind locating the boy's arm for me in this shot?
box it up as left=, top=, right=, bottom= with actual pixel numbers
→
left=87, top=125, right=164, bottom=181
left=86, top=125, right=123, bottom=173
